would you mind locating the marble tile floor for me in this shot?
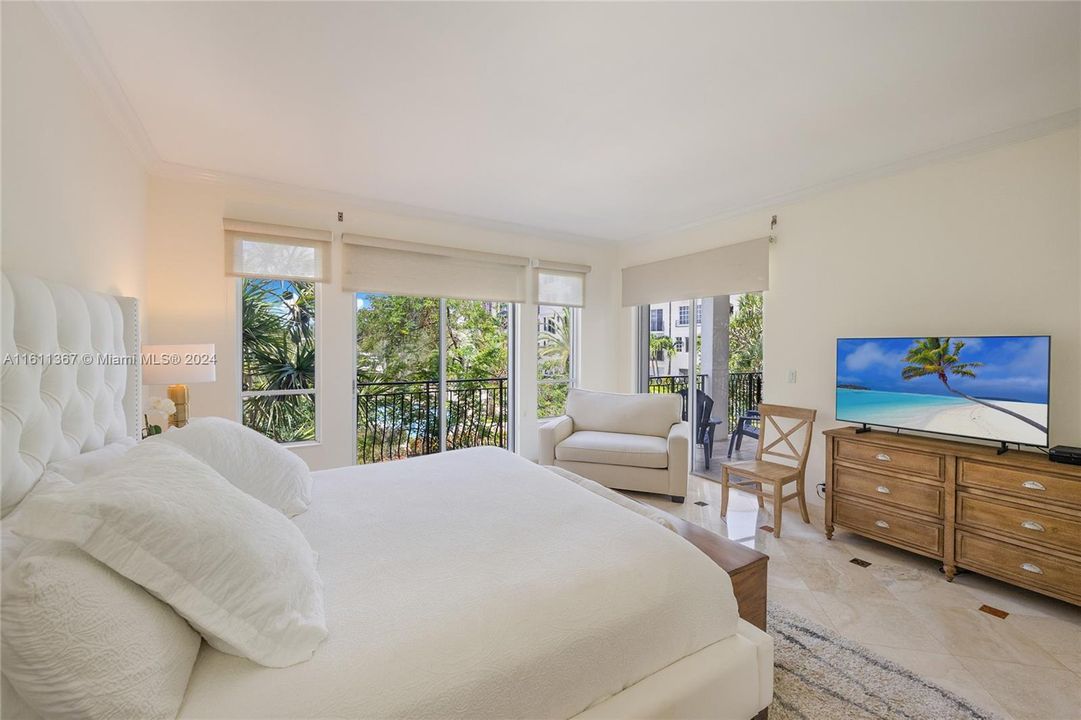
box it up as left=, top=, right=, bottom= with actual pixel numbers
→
left=628, top=474, right=1081, bottom=720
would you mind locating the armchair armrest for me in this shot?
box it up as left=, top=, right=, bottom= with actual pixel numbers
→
left=667, top=421, right=690, bottom=499
left=538, top=415, right=573, bottom=465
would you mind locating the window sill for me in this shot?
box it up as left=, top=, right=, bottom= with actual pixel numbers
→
left=281, top=440, right=321, bottom=450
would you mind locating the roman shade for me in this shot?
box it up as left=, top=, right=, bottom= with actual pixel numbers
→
left=224, top=219, right=331, bottom=283
left=341, top=234, right=529, bottom=303
left=534, top=262, right=590, bottom=308
left=620, top=237, right=770, bottom=307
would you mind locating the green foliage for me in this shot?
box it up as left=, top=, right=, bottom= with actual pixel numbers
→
left=649, top=335, right=675, bottom=375
left=241, top=279, right=316, bottom=442
left=537, top=307, right=573, bottom=418
left=354, top=295, right=510, bottom=462
left=729, top=293, right=763, bottom=373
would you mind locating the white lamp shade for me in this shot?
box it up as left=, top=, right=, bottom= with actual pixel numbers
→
left=142, top=344, right=217, bottom=385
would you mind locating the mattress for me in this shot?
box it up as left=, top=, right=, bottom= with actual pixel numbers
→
left=178, top=447, right=741, bottom=719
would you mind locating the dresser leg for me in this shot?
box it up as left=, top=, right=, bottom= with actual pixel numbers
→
left=943, top=564, right=956, bottom=582
left=825, top=524, right=834, bottom=540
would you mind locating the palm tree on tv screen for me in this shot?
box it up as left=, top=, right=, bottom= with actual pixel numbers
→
left=900, top=337, right=1046, bottom=433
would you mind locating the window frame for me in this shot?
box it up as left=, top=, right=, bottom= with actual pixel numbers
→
left=536, top=305, right=580, bottom=419
left=236, top=277, right=321, bottom=446
left=677, top=304, right=689, bottom=326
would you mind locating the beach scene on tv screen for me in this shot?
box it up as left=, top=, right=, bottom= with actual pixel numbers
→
left=836, top=336, right=1050, bottom=446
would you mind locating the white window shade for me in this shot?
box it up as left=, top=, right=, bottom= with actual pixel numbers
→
left=341, top=234, right=529, bottom=303
left=621, top=236, right=770, bottom=307
left=535, top=267, right=587, bottom=308
left=224, top=219, right=331, bottom=283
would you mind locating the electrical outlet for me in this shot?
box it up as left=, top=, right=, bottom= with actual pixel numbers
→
left=787, top=369, right=797, bottom=383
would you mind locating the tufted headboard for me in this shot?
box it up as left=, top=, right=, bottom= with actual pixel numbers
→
left=1, top=273, right=140, bottom=516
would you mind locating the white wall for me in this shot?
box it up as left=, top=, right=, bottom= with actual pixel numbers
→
left=145, top=175, right=620, bottom=469
left=1, top=3, right=147, bottom=300
left=620, top=126, right=1081, bottom=489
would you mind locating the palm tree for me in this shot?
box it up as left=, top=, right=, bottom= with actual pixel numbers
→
left=538, top=307, right=571, bottom=377
left=241, top=279, right=316, bottom=441
left=649, top=335, right=676, bottom=376
left=901, top=337, right=1046, bottom=433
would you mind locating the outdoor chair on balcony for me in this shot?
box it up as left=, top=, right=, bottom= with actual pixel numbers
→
left=721, top=404, right=816, bottom=538
left=727, top=409, right=760, bottom=458
left=679, top=388, right=721, bottom=470
left=538, top=389, right=690, bottom=503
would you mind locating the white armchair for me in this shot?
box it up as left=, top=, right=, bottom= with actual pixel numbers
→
left=539, top=389, right=690, bottom=502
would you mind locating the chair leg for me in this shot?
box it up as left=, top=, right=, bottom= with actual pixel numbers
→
left=720, top=467, right=730, bottom=516
left=797, top=474, right=810, bottom=524
left=726, top=429, right=737, bottom=459
left=773, top=481, right=783, bottom=538
left=756, top=482, right=765, bottom=508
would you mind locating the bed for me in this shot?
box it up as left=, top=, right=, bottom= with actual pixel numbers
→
left=1, top=273, right=773, bottom=719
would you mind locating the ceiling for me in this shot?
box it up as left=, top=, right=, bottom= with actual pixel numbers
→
left=73, top=1, right=1080, bottom=243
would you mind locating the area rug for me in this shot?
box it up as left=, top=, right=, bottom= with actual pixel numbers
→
left=768, top=603, right=999, bottom=720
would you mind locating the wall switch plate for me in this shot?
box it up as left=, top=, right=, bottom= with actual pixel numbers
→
left=786, top=369, right=797, bottom=383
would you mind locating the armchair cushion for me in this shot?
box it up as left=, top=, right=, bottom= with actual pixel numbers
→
left=565, top=389, right=681, bottom=438
left=555, top=431, right=669, bottom=469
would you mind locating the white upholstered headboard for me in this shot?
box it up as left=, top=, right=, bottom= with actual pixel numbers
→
left=1, top=273, right=140, bottom=516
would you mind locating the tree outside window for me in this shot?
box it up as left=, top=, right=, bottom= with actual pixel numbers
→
left=241, top=278, right=316, bottom=442
left=538, top=305, right=576, bottom=418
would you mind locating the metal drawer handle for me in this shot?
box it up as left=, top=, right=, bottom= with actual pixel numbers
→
left=874, top=519, right=890, bottom=529
left=876, top=485, right=891, bottom=494
left=1020, top=562, right=1043, bottom=575
left=1020, top=520, right=1045, bottom=532
left=875, top=453, right=891, bottom=462
left=1022, top=480, right=1046, bottom=491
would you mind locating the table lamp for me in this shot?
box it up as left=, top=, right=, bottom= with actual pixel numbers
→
left=141, top=344, right=217, bottom=427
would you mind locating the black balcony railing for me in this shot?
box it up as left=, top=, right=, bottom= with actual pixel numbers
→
left=356, top=377, right=508, bottom=464
left=648, top=371, right=762, bottom=432
left=728, top=371, right=763, bottom=430
left=647, top=374, right=708, bottom=395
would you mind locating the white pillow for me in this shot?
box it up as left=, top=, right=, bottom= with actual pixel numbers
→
left=45, top=437, right=137, bottom=484
left=152, top=417, right=312, bottom=516
left=11, top=442, right=327, bottom=668
left=1, top=539, right=200, bottom=719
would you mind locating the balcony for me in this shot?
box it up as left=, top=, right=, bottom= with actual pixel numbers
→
left=647, top=371, right=762, bottom=430
left=356, top=377, right=508, bottom=464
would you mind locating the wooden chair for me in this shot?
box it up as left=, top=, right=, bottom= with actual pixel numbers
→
left=720, top=403, right=817, bottom=538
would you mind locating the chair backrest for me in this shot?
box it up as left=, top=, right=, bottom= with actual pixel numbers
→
left=679, top=389, right=715, bottom=444
left=756, top=403, right=817, bottom=473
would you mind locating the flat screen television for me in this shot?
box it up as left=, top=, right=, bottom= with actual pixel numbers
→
left=836, top=336, right=1050, bottom=447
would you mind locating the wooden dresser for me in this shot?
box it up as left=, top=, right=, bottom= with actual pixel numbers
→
left=824, top=427, right=1081, bottom=606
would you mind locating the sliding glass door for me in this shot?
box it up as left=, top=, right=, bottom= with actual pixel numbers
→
left=355, top=293, right=514, bottom=464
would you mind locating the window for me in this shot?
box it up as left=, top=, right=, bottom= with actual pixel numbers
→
left=673, top=337, right=684, bottom=352
left=677, top=305, right=689, bottom=326
left=240, top=278, right=317, bottom=442
left=538, top=305, right=577, bottom=418
left=649, top=308, right=665, bottom=332
left=696, top=302, right=703, bottom=325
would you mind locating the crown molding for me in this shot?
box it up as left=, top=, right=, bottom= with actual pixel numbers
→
left=38, top=1, right=160, bottom=168
left=628, top=108, right=1081, bottom=246
left=150, top=160, right=617, bottom=247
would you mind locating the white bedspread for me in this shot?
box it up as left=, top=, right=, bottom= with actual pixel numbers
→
left=178, top=448, right=739, bottom=719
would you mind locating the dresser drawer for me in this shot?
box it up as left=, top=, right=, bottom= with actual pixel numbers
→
left=960, top=460, right=1081, bottom=509
left=956, top=531, right=1081, bottom=601
left=834, top=466, right=943, bottom=518
left=957, top=493, right=1081, bottom=553
left=834, top=497, right=943, bottom=556
left=835, top=439, right=942, bottom=478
